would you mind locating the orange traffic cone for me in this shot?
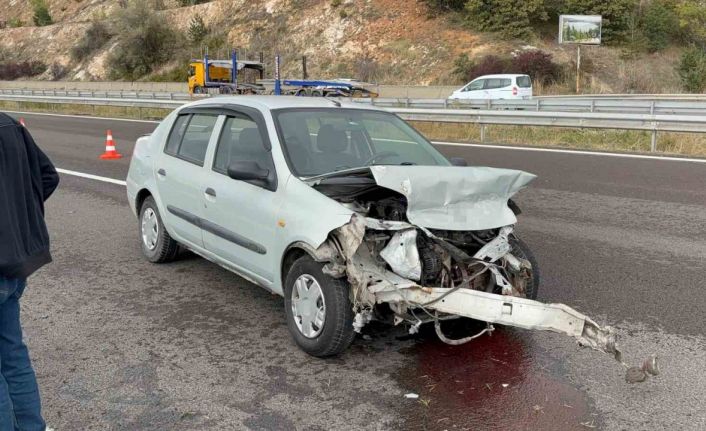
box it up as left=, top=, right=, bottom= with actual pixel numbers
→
left=19, top=117, right=25, bottom=127
left=99, top=129, right=122, bottom=160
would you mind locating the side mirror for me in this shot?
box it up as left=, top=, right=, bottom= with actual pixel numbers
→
left=227, top=160, right=270, bottom=181
left=449, top=157, right=468, bottom=167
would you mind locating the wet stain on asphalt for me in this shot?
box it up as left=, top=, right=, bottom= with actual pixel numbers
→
left=391, top=321, right=595, bottom=430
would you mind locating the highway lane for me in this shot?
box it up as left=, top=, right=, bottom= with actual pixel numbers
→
left=7, top=111, right=706, bottom=430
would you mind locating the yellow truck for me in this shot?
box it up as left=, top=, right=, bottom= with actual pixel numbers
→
left=188, top=52, right=265, bottom=94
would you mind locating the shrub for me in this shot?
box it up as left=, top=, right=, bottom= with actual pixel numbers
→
left=421, top=0, right=465, bottom=14
left=0, top=61, right=46, bottom=80
left=678, top=47, right=706, bottom=93
left=511, top=50, right=560, bottom=84
left=188, top=14, right=207, bottom=44
left=8, top=17, right=24, bottom=28
left=675, top=2, right=706, bottom=45
left=31, top=0, right=53, bottom=26
left=469, top=55, right=509, bottom=79
left=107, top=2, right=178, bottom=80
left=354, top=55, right=379, bottom=82
left=71, top=21, right=112, bottom=61
left=454, top=54, right=510, bottom=82
left=177, top=0, right=212, bottom=5
left=465, top=0, right=548, bottom=39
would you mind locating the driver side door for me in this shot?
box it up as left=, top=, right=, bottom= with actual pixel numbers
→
left=201, top=110, right=280, bottom=284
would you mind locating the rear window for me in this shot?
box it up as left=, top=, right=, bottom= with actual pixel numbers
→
left=517, top=75, right=532, bottom=88
left=164, top=113, right=218, bottom=166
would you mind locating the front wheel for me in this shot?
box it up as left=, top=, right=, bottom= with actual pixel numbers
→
left=509, top=236, right=540, bottom=300
left=284, top=255, right=355, bottom=357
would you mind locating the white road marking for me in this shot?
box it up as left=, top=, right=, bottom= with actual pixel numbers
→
left=57, top=168, right=127, bottom=186
left=432, top=141, right=706, bottom=164
left=4, top=110, right=160, bottom=124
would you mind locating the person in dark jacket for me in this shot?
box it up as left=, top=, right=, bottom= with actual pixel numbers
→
left=0, top=112, right=59, bottom=431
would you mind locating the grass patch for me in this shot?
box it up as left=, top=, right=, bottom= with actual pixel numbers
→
left=0, top=101, right=171, bottom=121
left=411, top=121, right=706, bottom=157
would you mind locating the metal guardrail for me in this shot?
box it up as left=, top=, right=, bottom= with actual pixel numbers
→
left=351, top=97, right=706, bottom=116
left=4, top=88, right=706, bottom=115
left=2, top=93, right=706, bottom=152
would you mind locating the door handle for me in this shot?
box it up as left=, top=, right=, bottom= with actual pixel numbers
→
left=205, top=187, right=216, bottom=197
left=157, top=168, right=166, bottom=176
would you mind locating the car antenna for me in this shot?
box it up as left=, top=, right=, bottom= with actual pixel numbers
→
left=328, top=98, right=341, bottom=107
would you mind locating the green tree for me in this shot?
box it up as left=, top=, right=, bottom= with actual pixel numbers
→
left=188, top=14, right=208, bottom=43
left=561, top=0, right=638, bottom=42
left=465, top=0, right=548, bottom=39
left=678, top=46, right=706, bottom=92
left=675, top=1, right=706, bottom=45
left=642, top=0, right=678, bottom=52
left=31, top=0, right=52, bottom=26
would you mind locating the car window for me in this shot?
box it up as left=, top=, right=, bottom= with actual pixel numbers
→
left=213, top=115, right=274, bottom=181
left=177, top=114, right=218, bottom=165
left=517, top=75, right=532, bottom=88
left=484, top=78, right=511, bottom=90
left=165, top=114, right=190, bottom=155
left=465, top=80, right=484, bottom=91
left=274, top=109, right=450, bottom=177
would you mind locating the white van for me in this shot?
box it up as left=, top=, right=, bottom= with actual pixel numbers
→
left=448, top=74, right=532, bottom=100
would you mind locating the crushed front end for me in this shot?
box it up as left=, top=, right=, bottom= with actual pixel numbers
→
left=308, top=165, right=658, bottom=382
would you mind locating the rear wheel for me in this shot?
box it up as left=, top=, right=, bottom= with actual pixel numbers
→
left=284, top=255, right=355, bottom=357
left=193, top=86, right=204, bottom=94
left=139, top=196, right=179, bottom=263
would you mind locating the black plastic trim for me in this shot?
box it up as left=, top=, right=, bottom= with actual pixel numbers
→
left=166, top=205, right=267, bottom=255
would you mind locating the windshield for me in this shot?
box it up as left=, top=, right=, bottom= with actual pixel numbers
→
left=273, top=109, right=450, bottom=177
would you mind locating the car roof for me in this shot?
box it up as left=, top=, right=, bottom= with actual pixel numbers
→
left=183, top=95, right=385, bottom=112
left=472, top=74, right=529, bottom=79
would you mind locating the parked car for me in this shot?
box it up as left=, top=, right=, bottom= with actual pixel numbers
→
left=126, top=96, right=623, bottom=363
left=448, top=74, right=532, bottom=100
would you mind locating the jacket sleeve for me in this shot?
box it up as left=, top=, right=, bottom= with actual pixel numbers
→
left=23, top=127, right=59, bottom=201
left=38, top=144, right=59, bottom=201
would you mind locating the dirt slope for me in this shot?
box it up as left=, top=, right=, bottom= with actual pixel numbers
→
left=0, top=0, right=683, bottom=92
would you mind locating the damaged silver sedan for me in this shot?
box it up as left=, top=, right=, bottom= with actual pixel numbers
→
left=127, top=97, right=657, bottom=381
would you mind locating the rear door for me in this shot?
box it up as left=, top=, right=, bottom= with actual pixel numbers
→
left=155, top=112, right=219, bottom=248
left=201, top=108, right=280, bottom=283
left=516, top=75, right=533, bottom=98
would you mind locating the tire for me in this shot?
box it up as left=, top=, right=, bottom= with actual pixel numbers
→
left=139, top=196, right=179, bottom=263
left=284, top=255, right=355, bottom=357
left=509, top=235, right=540, bottom=300
left=310, top=90, right=323, bottom=97
left=193, top=86, right=204, bottom=94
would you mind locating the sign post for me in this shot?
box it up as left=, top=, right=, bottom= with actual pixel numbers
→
left=274, top=54, right=281, bottom=96
left=559, top=15, right=602, bottom=94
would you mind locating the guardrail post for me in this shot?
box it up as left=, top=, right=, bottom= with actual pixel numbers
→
left=650, top=101, right=655, bottom=115
left=590, top=99, right=595, bottom=113
left=480, top=124, right=486, bottom=143
left=536, top=99, right=540, bottom=111
left=651, top=129, right=657, bottom=152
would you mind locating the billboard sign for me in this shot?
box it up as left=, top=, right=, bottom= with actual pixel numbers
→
left=559, top=15, right=602, bottom=45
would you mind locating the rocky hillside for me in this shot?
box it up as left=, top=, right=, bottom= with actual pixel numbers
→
left=0, top=0, right=684, bottom=93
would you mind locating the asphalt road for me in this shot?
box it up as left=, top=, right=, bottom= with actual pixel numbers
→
left=7, top=111, right=706, bottom=430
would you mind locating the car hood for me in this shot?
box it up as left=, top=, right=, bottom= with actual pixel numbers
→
left=369, top=165, right=536, bottom=231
